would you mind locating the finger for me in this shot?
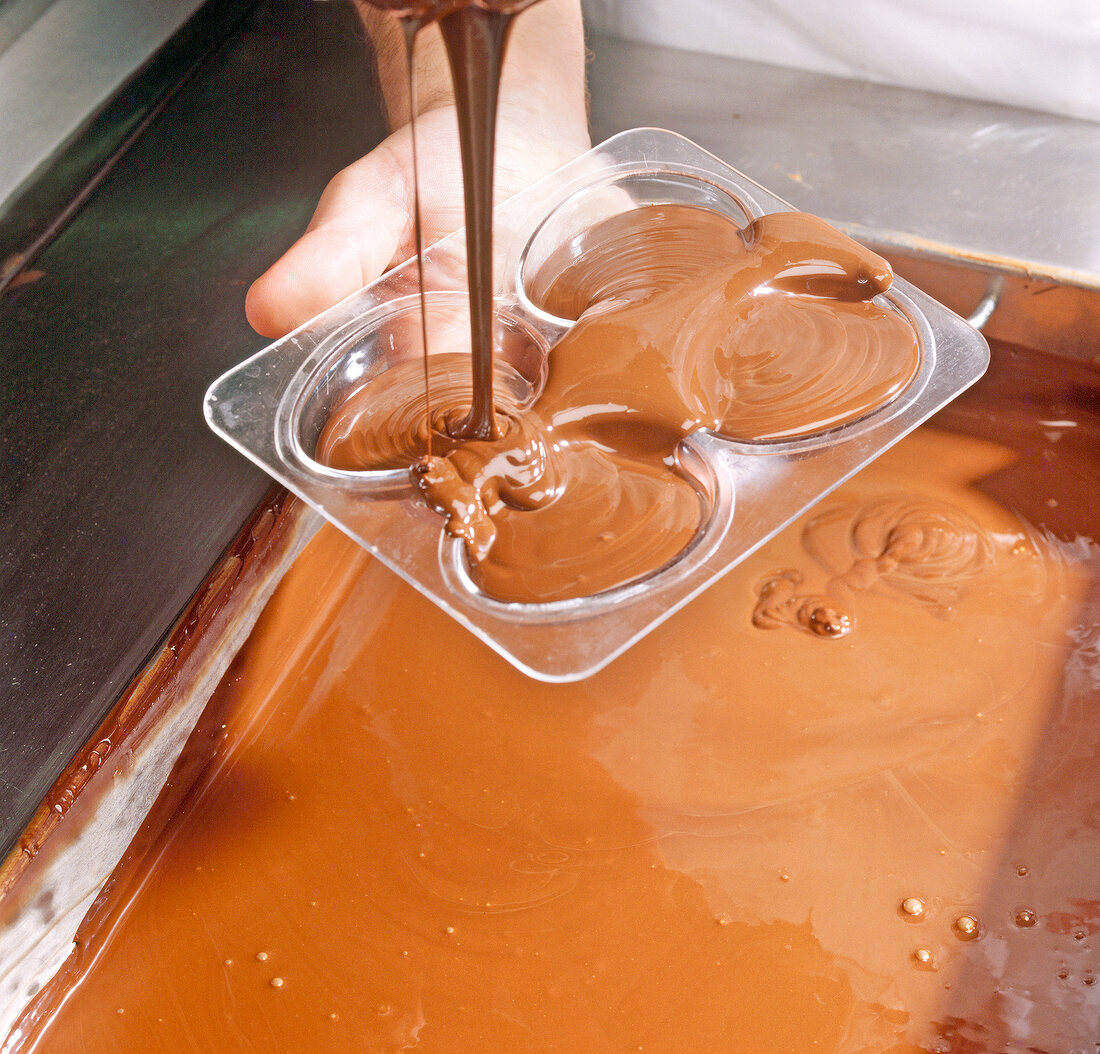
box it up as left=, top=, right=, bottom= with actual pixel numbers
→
left=246, top=141, right=413, bottom=339
left=244, top=227, right=366, bottom=338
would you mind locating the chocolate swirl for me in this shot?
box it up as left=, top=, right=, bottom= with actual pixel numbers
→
left=754, top=496, right=997, bottom=636
left=316, top=355, right=535, bottom=471
left=808, top=497, right=995, bottom=612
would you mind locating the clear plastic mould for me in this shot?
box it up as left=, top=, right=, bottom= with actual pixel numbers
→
left=205, top=129, right=989, bottom=681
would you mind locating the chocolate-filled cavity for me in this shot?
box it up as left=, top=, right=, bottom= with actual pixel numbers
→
left=517, top=169, right=762, bottom=319
left=531, top=204, right=920, bottom=443
left=308, top=296, right=546, bottom=475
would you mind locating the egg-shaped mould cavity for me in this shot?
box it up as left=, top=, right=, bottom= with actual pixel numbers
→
left=277, top=292, right=551, bottom=488
left=516, top=168, right=764, bottom=325
left=705, top=283, right=935, bottom=458
left=435, top=431, right=735, bottom=622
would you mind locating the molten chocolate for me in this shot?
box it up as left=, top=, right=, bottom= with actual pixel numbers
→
left=753, top=496, right=996, bottom=636
left=366, top=0, right=547, bottom=439
left=316, top=205, right=921, bottom=603
left=9, top=343, right=1100, bottom=1053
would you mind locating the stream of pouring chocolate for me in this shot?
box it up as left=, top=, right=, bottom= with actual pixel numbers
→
left=367, top=0, right=546, bottom=441
left=9, top=343, right=1100, bottom=1053
left=317, top=204, right=921, bottom=602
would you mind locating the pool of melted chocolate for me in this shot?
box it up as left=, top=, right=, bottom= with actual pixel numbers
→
left=316, top=205, right=921, bottom=604
left=9, top=340, right=1099, bottom=1053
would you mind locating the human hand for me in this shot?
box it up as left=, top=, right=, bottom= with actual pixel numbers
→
left=245, top=0, right=589, bottom=339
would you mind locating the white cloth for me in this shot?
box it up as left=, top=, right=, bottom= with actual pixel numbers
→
left=584, top=0, right=1100, bottom=122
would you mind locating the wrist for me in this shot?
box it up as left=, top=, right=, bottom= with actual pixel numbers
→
left=357, top=0, right=587, bottom=140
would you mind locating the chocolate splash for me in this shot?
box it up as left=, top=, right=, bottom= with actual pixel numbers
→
left=753, top=496, right=997, bottom=636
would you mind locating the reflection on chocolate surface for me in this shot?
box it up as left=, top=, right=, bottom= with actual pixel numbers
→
left=9, top=342, right=1099, bottom=1053
left=317, top=205, right=921, bottom=604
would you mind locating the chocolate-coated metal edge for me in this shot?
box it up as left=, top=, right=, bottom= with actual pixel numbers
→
left=0, top=0, right=387, bottom=858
